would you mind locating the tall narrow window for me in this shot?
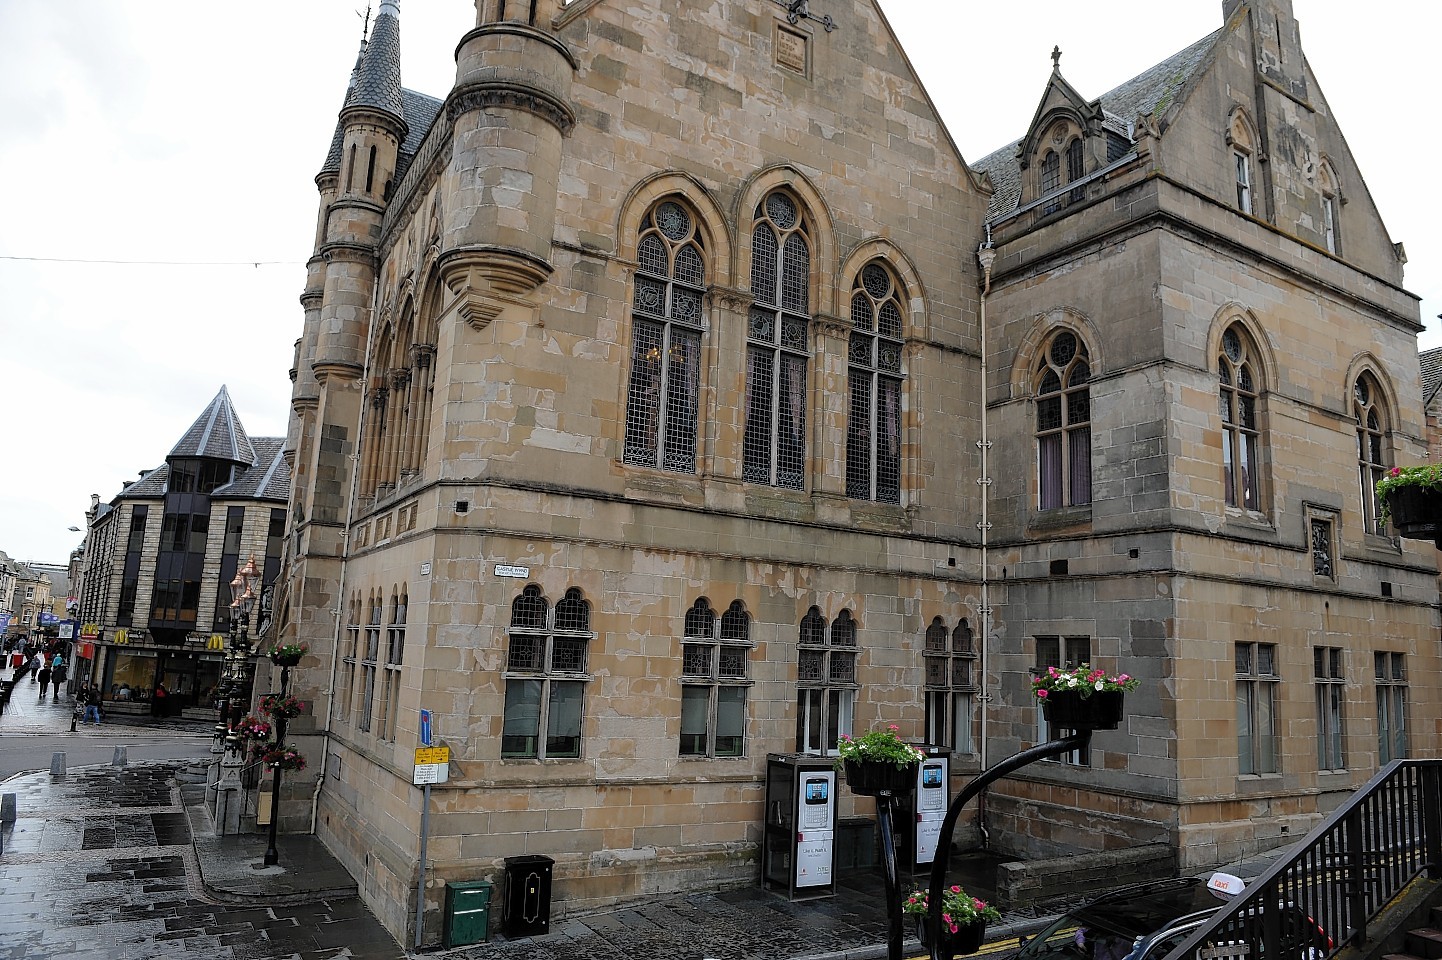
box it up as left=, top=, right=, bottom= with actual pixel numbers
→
left=1237, top=641, right=1279, bottom=775
left=624, top=200, right=706, bottom=472
left=924, top=618, right=978, bottom=754
left=1234, top=150, right=1253, bottom=214
left=796, top=607, right=858, bottom=753
left=1035, top=330, right=1091, bottom=510
left=378, top=590, right=406, bottom=742
left=1219, top=324, right=1263, bottom=511
left=846, top=262, right=904, bottom=503
left=1035, top=636, right=1090, bottom=764
left=1376, top=652, right=1408, bottom=763
left=681, top=599, right=751, bottom=757
left=1066, top=138, right=1085, bottom=204
left=1354, top=374, right=1388, bottom=534
left=502, top=586, right=590, bottom=759
left=1314, top=647, right=1344, bottom=771
left=1322, top=194, right=1337, bottom=254
left=744, top=191, right=810, bottom=490
left=358, top=594, right=381, bottom=732
left=336, top=595, right=359, bottom=724
left=1040, top=150, right=1061, bottom=214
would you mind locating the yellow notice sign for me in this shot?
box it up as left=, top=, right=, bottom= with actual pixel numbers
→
left=415, top=747, right=450, bottom=765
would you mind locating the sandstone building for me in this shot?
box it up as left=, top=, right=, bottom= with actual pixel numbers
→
left=276, top=0, right=1434, bottom=943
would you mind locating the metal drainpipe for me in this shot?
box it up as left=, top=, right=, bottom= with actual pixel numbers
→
left=975, top=232, right=997, bottom=848
left=308, top=264, right=379, bottom=834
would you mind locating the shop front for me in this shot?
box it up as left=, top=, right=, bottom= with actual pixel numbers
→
left=100, top=642, right=223, bottom=715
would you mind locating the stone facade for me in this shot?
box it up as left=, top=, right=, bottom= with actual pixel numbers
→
left=280, top=0, right=1433, bottom=945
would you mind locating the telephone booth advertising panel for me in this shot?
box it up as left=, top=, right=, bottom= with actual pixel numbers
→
left=892, top=744, right=949, bottom=874
left=762, top=754, right=837, bottom=899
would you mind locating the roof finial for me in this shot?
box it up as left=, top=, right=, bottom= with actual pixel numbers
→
left=1051, top=45, right=1062, bottom=72
left=358, top=4, right=371, bottom=38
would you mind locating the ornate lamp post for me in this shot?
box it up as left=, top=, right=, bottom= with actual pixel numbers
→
left=216, top=560, right=258, bottom=743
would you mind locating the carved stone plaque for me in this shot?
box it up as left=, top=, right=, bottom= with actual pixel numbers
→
left=776, top=25, right=807, bottom=74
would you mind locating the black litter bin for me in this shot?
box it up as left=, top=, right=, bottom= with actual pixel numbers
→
left=503, top=855, right=554, bottom=937
left=444, top=880, right=491, bottom=948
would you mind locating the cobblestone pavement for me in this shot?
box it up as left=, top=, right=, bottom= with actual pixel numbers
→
left=0, top=762, right=404, bottom=960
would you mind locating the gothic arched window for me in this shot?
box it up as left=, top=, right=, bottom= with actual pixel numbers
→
left=1219, top=323, right=1264, bottom=511
left=1036, top=330, right=1091, bottom=510
left=846, top=262, right=904, bottom=503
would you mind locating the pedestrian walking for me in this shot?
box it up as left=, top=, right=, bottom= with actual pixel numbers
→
left=51, top=658, right=68, bottom=701
left=84, top=683, right=102, bottom=724
left=36, top=661, right=52, bottom=699
left=152, top=682, right=169, bottom=718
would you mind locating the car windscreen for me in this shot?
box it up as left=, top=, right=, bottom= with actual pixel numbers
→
left=1018, top=880, right=1221, bottom=960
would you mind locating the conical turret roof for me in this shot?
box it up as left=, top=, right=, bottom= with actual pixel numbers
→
left=347, top=0, right=404, bottom=120
left=168, top=385, right=256, bottom=466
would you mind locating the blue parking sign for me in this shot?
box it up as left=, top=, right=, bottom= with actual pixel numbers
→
left=420, top=709, right=432, bottom=746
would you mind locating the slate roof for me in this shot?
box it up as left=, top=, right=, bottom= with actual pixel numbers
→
left=215, top=437, right=291, bottom=502
left=973, top=28, right=1223, bottom=219
left=1420, top=347, right=1442, bottom=408
left=169, top=386, right=255, bottom=464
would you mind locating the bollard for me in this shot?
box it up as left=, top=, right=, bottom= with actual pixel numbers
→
left=1, top=792, right=16, bottom=823
left=111, top=746, right=128, bottom=767
left=50, top=752, right=66, bottom=779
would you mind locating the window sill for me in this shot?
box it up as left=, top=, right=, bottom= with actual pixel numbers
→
left=1222, top=509, right=1277, bottom=537
left=1029, top=504, right=1092, bottom=532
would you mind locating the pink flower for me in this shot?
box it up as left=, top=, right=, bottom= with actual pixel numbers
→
left=951, top=885, right=962, bottom=893
left=1036, top=688, right=1048, bottom=699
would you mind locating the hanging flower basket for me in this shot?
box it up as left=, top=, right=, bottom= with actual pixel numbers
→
left=915, top=918, right=986, bottom=959
left=232, top=714, right=273, bottom=742
left=835, top=725, right=926, bottom=796
left=1041, top=689, right=1124, bottom=730
left=904, top=884, right=998, bottom=959
left=258, top=745, right=306, bottom=772
left=268, top=643, right=307, bottom=667
left=259, top=693, right=306, bottom=720
left=843, top=759, right=919, bottom=796
left=1383, top=485, right=1442, bottom=542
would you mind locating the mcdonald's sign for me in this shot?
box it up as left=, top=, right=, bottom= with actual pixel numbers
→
left=114, top=629, right=129, bottom=645
left=206, top=634, right=225, bottom=651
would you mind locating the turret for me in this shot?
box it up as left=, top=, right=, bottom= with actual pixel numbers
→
left=440, top=0, right=576, bottom=327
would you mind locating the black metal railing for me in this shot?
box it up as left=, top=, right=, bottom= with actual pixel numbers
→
left=1164, top=759, right=1442, bottom=960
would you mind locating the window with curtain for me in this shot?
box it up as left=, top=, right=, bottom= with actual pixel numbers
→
left=623, top=200, right=706, bottom=473
left=502, top=585, right=591, bottom=760
left=359, top=593, right=381, bottom=732
left=335, top=594, right=359, bottom=724
left=1237, top=641, right=1279, bottom=775
left=743, top=191, right=811, bottom=490
left=1219, top=324, right=1263, bottom=511
left=1035, top=330, right=1091, bottom=511
left=1234, top=150, right=1253, bottom=214
left=1354, top=374, right=1388, bottom=534
left=796, top=606, right=858, bottom=754
left=681, top=598, right=751, bottom=757
left=846, top=262, right=904, bottom=503
left=1314, top=646, right=1344, bottom=771
left=924, top=618, right=978, bottom=754
left=377, top=589, right=406, bottom=742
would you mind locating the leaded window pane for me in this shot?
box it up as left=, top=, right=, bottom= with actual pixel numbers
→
left=800, top=608, right=826, bottom=646
left=508, top=634, right=544, bottom=671
left=751, top=226, right=778, bottom=303
left=718, top=646, right=748, bottom=679
left=551, top=636, right=588, bottom=673
left=720, top=602, right=750, bottom=641
left=799, top=649, right=824, bottom=682
left=685, top=601, right=715, bottom=639
left=682, top=643, right=711, bottom=677
left=828, top=651, right=855, bottom=683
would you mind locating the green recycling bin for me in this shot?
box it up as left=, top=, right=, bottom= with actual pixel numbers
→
left=444, top=880, right=492, bottom=947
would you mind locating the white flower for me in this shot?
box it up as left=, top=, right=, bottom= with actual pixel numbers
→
left=1094, top=680, right=1104, bottom=691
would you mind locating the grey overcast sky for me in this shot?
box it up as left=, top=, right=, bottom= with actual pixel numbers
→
left=0, top=1, right=1435, bottom=568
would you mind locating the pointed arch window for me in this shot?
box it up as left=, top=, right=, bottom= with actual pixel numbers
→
left=681, top=598, right=751, bottom=757
left=1354, top=373, right=1389, bottom=534
left=1219, top=324, right=1264, bottom=511
left=796, top=606, right=858, bottom=753
left=924, top=617, right=977, bottom=753
left=1319, top=163, right=1341, bottom=255
left=624, top=200, right=706, bottom=473
left=502, top=585, right=592, bottom=759
left=1035, top=330, right=1091, bottom=510
left=744, top=191, right=811, bottom=490
left=846, top=262, right=904, bottom=503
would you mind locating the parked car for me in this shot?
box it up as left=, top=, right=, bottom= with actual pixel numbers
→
left=1015, top=875, right=1332, bottom=960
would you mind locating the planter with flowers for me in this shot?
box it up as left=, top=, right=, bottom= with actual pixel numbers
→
left=268, top=643, right=308, bottom=667
left=259, top=693, right=306, bottom=720
left=1032, top=664, right=1139, bottom=731
left=258, top=745, right=307, bottom=772
left=1376, top=465, right=1442, bottom=543
left=232, top=714, right=273, bottom=742
left=903, top=883, right=1000, bottom=958
left=836, top=724, right=926, bottom=796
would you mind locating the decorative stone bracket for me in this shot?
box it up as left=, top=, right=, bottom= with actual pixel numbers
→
left=438, top=246, right=553, bottom=330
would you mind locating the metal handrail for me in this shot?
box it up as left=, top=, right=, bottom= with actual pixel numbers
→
left=1162, top=759, right=1442, bottom=960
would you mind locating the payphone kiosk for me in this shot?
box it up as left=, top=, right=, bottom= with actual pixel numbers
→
left=762, top=754, right=837, bottom=900
left=894, top=744, right=949, bottom=873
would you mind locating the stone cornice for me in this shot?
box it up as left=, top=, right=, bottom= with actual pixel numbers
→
left=445, top=80, right=575, bottom=135
left=337, top=104, right=409, bottom=143
left=313, top=361, right=364, bottom=385
left=710, top=286, right=754, bottom=312
left=457, top=22, right=579, bottom=70
left=438, top=245, right=553, bottom=330
left=320, top=242, right=378, bottom=267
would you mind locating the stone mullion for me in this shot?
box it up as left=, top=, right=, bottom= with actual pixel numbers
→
left=385, top=368, right=412, bottom=487
left=812, top=313, right=851, bottom=499
left=408, top=345, right=435, bottom=474
left=361, top=387, right=388, bottom=499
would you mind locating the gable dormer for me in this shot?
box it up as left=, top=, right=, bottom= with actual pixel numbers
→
left=1016, top=54, right=1107, bottom=214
